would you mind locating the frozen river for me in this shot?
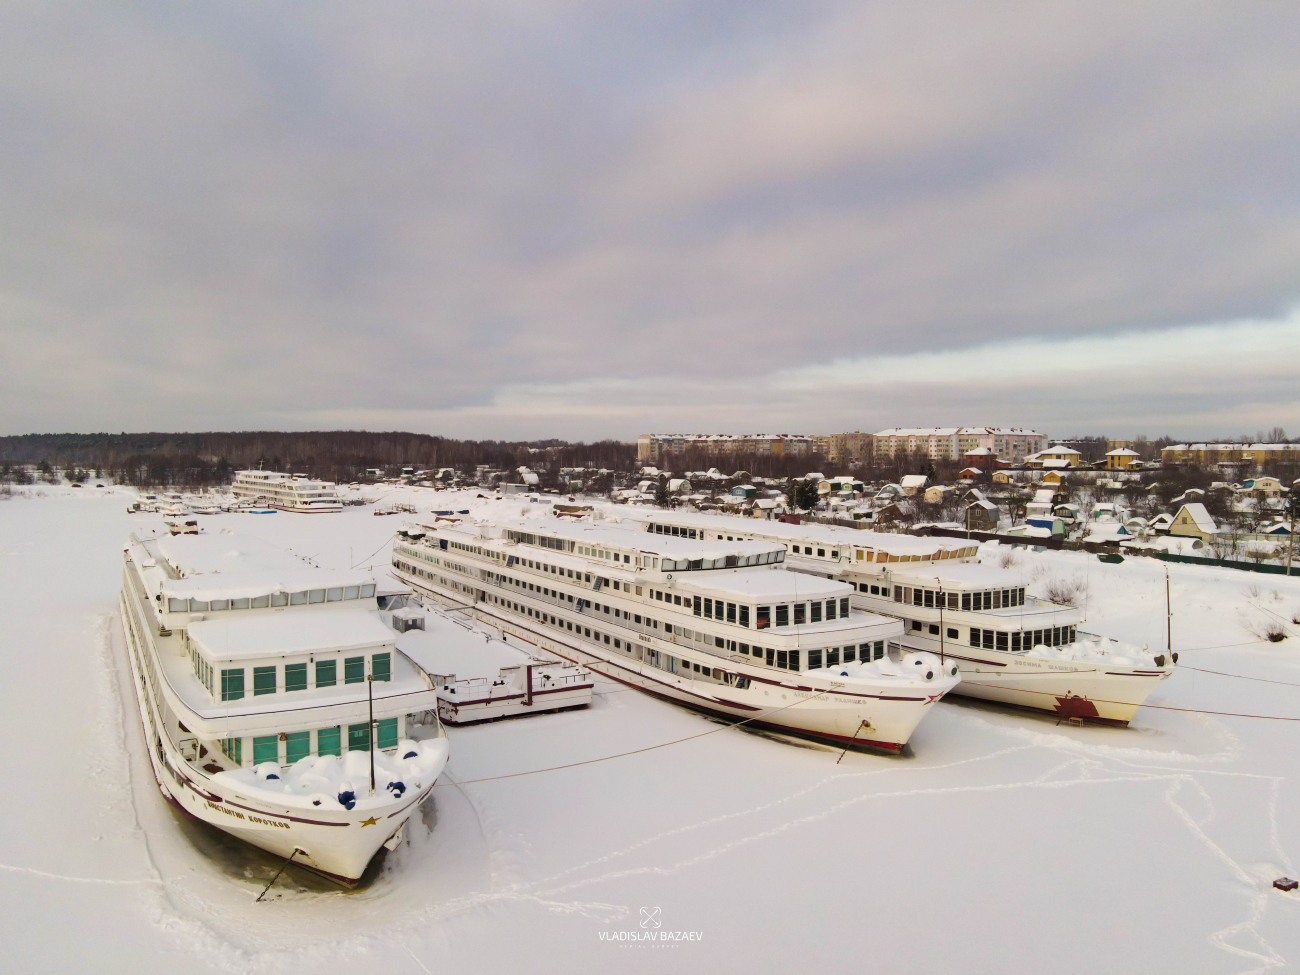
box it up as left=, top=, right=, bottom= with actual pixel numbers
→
left=3, top=485, right=1300, bottom=973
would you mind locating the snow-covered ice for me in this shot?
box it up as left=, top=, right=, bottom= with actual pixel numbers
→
left=4, top=483, right=1300, bottom=973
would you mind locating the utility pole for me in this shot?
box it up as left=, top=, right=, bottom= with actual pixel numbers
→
left=367, top=671, right=376, bottom=796
left=1170, top=564, right=1180, bottom=657
left=937, top=578, right=945, bottom=666
left=1288, top=493, right=1297, bottom=577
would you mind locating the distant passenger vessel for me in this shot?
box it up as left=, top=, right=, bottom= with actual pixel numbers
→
left=623, top=510, right=1175, bottom=724
left=390, top=514, right=959, bottom=753
left=120, top=531, right=447, bottom=885
left=231, top=470, right=342, bottom=513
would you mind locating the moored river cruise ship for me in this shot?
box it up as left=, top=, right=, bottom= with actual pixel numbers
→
left=120, top=531, right=448, bottom=885
left=231, top=469, right=343, bottom=513
left=622, top=510, right=1175, bottom=724
left=390, top=515, right=959, bottom=753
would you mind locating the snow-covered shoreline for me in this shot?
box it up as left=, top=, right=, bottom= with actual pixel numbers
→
left=4, top=484, right=1300, bottom=973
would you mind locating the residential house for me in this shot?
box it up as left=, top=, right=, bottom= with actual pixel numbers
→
left=1242, top=476, right=1287, bottom=498
left=1169, top=503, right=1219, bottom=541
left=962, top=497, right=1000, bottom=531
left=1025, top=489, right=1055, bottom=522
left=1026, top=445, right=1083, bottom=469
left=1106, top=448, right=1141, bottom=470
left=899, top=474, right=929, bottom=496
left=875, top=483, right=906, bottom=503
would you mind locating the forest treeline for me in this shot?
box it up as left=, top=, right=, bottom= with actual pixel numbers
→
left=0, top=431, right=637, bottom=488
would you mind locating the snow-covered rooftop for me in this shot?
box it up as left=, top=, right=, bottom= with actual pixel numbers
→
left=887, top=561, right=1029, bottom=589
left=397, top=614, right=540, bottom=681
left=189, top=609, right=395, bottom=662
left=674, top=568, right=851, bottom=601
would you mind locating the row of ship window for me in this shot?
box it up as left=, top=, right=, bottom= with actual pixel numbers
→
left=971, top=626, right=1076, bottom=650
left=397, top=545, right=597, bottom=587
left=646, top=525, right=785, bottom=569
left=218, top=720, right=399, bottom=766
left=504, top=530, right=636, bottom=565
left=167, top=583, right=376, bottom=614
left=206, top=653, right=391, bottom=702
left=486, top=589, right=884, bottom=673
left=903, top=621, right=1077, bottom=650
left=642, top=641, right=886, bottom=675
left=651, top=588, right=852, bottom=628
left=490, top=563, right=853, bottom=633
left=888, top=585, right=1026, bottom=610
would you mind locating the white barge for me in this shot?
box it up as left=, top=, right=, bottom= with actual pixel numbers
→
left=398, top=609, right=594, bottom=724
left=390, top=517, right=958, bottom=753
left=624, top=510, right=1175, bottom=725
left=120, top=531, right=448, bottom=886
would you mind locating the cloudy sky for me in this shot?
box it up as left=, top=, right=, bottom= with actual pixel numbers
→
left=4, top=1, right=1300, bottom=441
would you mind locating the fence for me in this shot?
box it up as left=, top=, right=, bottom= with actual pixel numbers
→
left=911, top=525, right=1066, bottom=550
left=1151, top=551, right=1296, bottom=576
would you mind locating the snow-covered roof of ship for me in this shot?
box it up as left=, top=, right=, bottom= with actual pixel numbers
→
left=396, top=615, right=536, bottom=681
left=149, top=532, right=377, bottom=601
left=885, top=561, right=1029, bottom=589
left=619, top=508, right=970, bottom=556
left=189, top=609, right=395, bottom=662
left=492, top=518, right=785, bottom=560
left=675, top=569, right=850, bottom=600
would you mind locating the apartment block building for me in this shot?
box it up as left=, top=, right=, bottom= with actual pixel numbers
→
left=873, top=428, right=962, bottom=461
left=636, top=433, right=812, bottom=465
left=874, top=427, right=1048, bottom=464
left=827, top=432, right=872, bottom=465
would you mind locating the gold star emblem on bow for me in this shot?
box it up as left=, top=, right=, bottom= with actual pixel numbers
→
left=359, top=816, right=379, bottom=827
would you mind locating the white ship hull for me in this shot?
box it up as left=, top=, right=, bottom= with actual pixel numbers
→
left=896, top=635, right=1171, bottom=724
left=402, top=576, right=950, bottom=753
left=119, top=589, right=440, bottom=885
left=438, top=681, right=593, bottom=725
